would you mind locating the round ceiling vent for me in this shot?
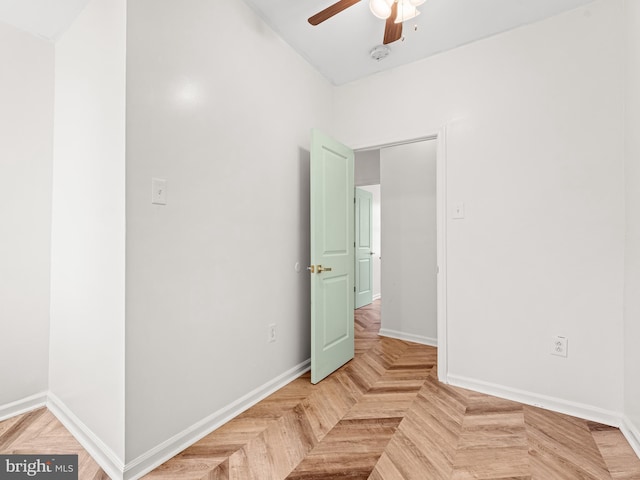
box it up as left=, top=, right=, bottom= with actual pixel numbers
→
left=370, top=45, right=391, bottom=61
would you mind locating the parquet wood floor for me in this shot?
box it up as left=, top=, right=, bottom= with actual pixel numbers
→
left=0, top=407, right=108, bottom=479
left=2, top=300, right=639, bottom=479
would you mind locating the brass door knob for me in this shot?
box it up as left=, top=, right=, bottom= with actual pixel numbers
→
left=317, top=265, right=332, bottom=273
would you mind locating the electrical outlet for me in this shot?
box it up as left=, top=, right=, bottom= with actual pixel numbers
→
left=268, top=324, right=276, bottom=343
left=551, top=335, right=568, bottom=357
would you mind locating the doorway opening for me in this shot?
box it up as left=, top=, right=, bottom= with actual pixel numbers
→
left=308, top=129, right=448, bottom=384
left=353, top=132, right=448, bottom=382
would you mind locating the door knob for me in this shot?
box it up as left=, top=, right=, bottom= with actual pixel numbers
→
left=317, top=265, right=332, bottom=273
left=307, top=265, right=315, bottom=274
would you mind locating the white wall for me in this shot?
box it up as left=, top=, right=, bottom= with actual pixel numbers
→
left=379, top=141, right=437, bottom=344
left=335, top=0, right=626, bottom=417
left=124, top=0, right=333, bottom=462
left=0, top=21, right=53, bottom=413
left=355, top=150, right=381, bottom=186
left=360, top=185, right=382, bottom=300
left=624, top=0, right=640, bottom=451
left=49, top=0, right=126, bottom=464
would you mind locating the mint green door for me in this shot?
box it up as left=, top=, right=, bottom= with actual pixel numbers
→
left=310, top=129, right=355, bottom=384
left=355, top=188, right=374, bottom=309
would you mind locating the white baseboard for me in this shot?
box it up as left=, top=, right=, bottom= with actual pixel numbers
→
left=123, top=359, right=311, bottom=480
left=378, top=328, right=437, bottom=347
left=47, top=393, right=124, bottom=480
left=447, top=374, right=621, bottom=427
left=620, top=415, right=640, bottom=459
left=372, top=293, right=381, bottom=301
left=0, top=391, right=47, bottom=422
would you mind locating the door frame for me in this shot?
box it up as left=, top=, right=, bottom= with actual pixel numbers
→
left=352, top=126, right=449, bottom=384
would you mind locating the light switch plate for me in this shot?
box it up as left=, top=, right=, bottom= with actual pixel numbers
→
left=453, top=202, right=465, bottom=219
left=152, top=178, right=167, bottom=205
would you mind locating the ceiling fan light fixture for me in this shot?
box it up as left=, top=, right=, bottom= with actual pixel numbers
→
left=394, top=0, right=420, bottom=23
left=369, top=0, right=393, bottom=19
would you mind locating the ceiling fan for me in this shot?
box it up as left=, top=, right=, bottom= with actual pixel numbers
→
left=308, top=0, right=425, bottom=45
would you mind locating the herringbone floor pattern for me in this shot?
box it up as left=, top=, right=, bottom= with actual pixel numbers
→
left=0, top=407, right=108, bottom=479
left=2, top=300, right=639, bottom=479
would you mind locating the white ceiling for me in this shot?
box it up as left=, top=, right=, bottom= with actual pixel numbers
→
left=0, top=0, right=90, bottom=41
left=0, top=0, right=595, bottom=83
left=243, top=0, right=596, bottom=84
